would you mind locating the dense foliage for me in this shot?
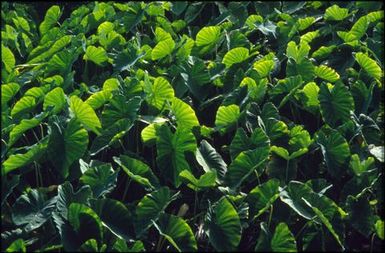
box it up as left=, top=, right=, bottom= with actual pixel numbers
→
left=1, top=1, right=384, bottom=252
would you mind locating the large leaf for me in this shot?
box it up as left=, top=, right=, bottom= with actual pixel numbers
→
left=324, top=5, right=349, bottom=21
left=83, top=46, right=108, bottom=66
left=222, top=47, right=249, bottom=68
left=80, top=163, right=118, bottom=198
left=314, top=65, right=340, bottom=83
left=2, top=45, right=15, bottom=73
left=226, top=146, right=269, bottom=189
left=43, top=87, right=66, bottom=114
left=12, top=189, right=57, bottom=232
left=70, top=95, right=102, bottom=134
left=1, top=83, right=20, bottom=106
left=39, top=5, right=61, bottom=34
left=215, top=104, right=240, bottom=133
left=205, top=197, right=241, bottom=251
left=179, top=169, right=216, bottom=191
left=153, top=213, right=197, bottom=252
left=195, top=140, right=227, bottom=183
left=135, top=187, right=179, bottom=236
left=319, top=82, right=354, bottom=127
left=270, top=223, right=297, bottom=252
left=10, top=96, right=36, bottom=118
left=195, top=26, right=221, bottom=47
left=145, top=77, right=174, bottom=111
left=170, top=97, right=199, bottom=129
left=151, top=38, right=175, bottom=60
left=47, top=119, right=88, bottom=178
left=156, top=125, right=196, bottom=187
left=90, top=198, right=134, bottom=241
left=8, top=113, right=45, bottom=147
left=355, top=52, right=383, bottom=81
left=113, top=155, right=160, bottom=191
left=246, top=179, right=280, bottom=219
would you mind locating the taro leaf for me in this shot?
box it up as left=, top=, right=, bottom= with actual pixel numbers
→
left=316, top=129, right=350, bottom=178
left=83, top=46, right=108, bottom=66
left=324, top=5, right=349, bottom=21
left=375, top=220, right=384, bottom=240
left=1, top=83, right=20, bottom=106
left=112, top=45, right=144, bottom=72
left=80, top=163, right=118, bottom=198
left=67, top=203, right=102, bottom=249
left=2, top=139, right=48, bottom=175
left=222, top=47, right=249, bottom=68
left=195, top=140, right=227, bottom=183
left=346, top=194, right=375, bottom=237
left=79, top=239, right=106, bottom=252
left=69, top=95, right=102, bottom=135
left=302, top=198, right=345, bottom=250
left=90, top=118, right=134, bottom=156
left=90, top=198, right=134, bottom=241
left=113, top=239, right=145, bottom=252
left=319, top=82, right=354, bottom=128
left=355, top=52, right=383, bottom=81
left=253, top=60, right=275, bottom=79
left=5, top=239, right=26, bottom=253
left=47, top=119, right=88, bottom=179
left=195, top=26, right=221, bottom=47
left=271, top=223, right=297, bottom=252
left=151, top=38, right=175, bottom=61
left=368, top=145, right=384, bottom=163
left=179, top=169, right=216, bottom=191
left=113, top=155, right=160, bottom=191
left=1, top=175, right=20, bottom=206
left=205, top=197, right=241, bottom=252
left=12, top=189, right=57, bottom=232
left=312, top=45, right=337, bottom=60
left=229, top=128, right=270, bottom=160
left=156, top=125, right=196, bottom=187
left=170, top=97, right=199, bottom=129
left=285, top=41, right=310, bottom=64
left=301, top=82, right=319, bottom=113
left=10, top=96, right=36, bottom=118
left=144, top=77, right=174, bottom=111
left=1, top=45, right=15, bottom=73
left=315, top=65, right=340, bottom=83
left=226, top=146, right=269, bottom=189
left=246, top=179, right=280, bottom=219
left=43, top=87, right=66, bottom=114
left=215, top=104, right=240, bottom=133
left=152, top=213, right=197, bottom=252
left=134, top=187, right=179, bottom=236
left=255, top=222, right=271, bottom=251
left=52, top=181, right=92, bottom=234
left=101, top=95, right=142, bottom=128
left=39, top=5, right=61, bottom=34
left=349, top=154, right=375, bottom=176
left=8, top=113, right=46, bottom=147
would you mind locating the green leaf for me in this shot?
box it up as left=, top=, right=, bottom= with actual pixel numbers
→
left=83, top=46, right=108, bottom=66
left=226, top=146, right=269, bottom=189
left=135, top=187, right=179, bottom=236
left=195, top=140, right=227, bottom=183
left=315, top=65, right=340, bottom=82
left=2, top=45, right=15, bottom=73
left=222, top=47, right=249, bottom=68
left=151, top=38, right=175, bottom=60
left=205, top=197, right=241, bottom=251
left=5, top=239, right=26, bottom=253
left=12, top=189, right=57, bottom=232
left=70, top=95, right=102, bottom=134
left=271, top=223, right=297, bottom=252
left=1, top=83, right=20, bottom=106
left=2, top=140, right=48, bottom=175
left=145, top=77, right=174, bottom=110
left=319, top=82, right=354, bottom=127
left=10, top=96, right=36, bottom=118
left=215, top=104, right=240, bottom=133
left=113, top=155, right=160, bottom=191
left=253, top=60, right=275, bottom=78
left=286, top=41, right=310, bottom=63
left=170, top=98, right=199, bottom=129
left=153, top=213, right=197, bottom=252
left=179, top=169, right=216, bottom=191
left=302, top=198, right=345, bottom=250
left=247, top=179, right=280, bottom=219
left=90, top=198, right=134, bottom=241
left=349, top=154, right=375, bottom=176
left=311, top=45, right=337, bottom=59
left=195, top=26, right=221, bottom=47
left=301, top=82, right=320, bottom=111
left=355, top=52, right=383, bottom=81
left=271, top=146, right=290, bottom=160
left=47, top=119, right=88, bottom=179
left=113, top=239, right=145, bottom=252
left=1, top=175, right=20, bottom=206
left=39, top=5, right=61, bottom=34
left=43, top=87, right=66, bottom=114
left=80, top=163, right=118, bottom=198
left=316, top=128, right=350, bottom=177
left=347, top=193, right=377, bottom=237
left=375, top=220, right=384, bottom=240
left=324, top=5, right=349, bottom=21
left=8, top=114, right=45, bottom=147
left=156, top=125, right=196, bottom=187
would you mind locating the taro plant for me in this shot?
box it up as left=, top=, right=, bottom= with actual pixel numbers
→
left=1, top=1, right=384, bottom=252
